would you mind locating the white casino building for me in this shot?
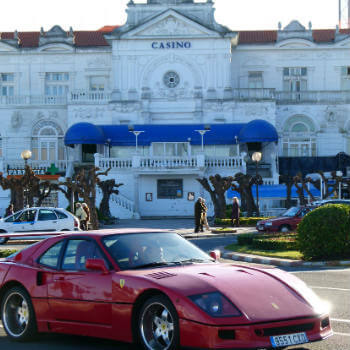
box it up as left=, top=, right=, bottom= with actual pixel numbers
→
left=0, top=0, right=349, bottom=218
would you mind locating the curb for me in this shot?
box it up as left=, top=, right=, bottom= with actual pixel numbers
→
left=223, top=252, right=350, bottom=268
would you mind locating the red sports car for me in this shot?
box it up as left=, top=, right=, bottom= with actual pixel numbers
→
left=0, top=230, right=332, bottom=349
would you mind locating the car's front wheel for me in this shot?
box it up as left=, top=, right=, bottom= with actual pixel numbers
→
left=1, top=286, right=37, bottom=341
left=279, top=225, right=291, bottom=233
left=0, top=230, right=8, bottom=244
left=137, top=295, right=179, bottom=350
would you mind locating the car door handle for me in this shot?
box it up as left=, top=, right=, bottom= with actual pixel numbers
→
left=52, top=221, right=57, bottom=224
left=53, top=276, right=65, bottom=281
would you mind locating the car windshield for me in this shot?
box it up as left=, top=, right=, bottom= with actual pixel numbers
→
left=282, top=207, right=299, bottom=217
left=102, top=232, right=214, bottom=270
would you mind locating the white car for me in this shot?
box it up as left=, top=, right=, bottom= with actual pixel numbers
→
left=0, top=207, right=80, bottom=244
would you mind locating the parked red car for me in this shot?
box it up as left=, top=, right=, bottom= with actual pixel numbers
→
left=257, top=206, right=315, bottom=233
left=0, top=230, right=332, bottom=349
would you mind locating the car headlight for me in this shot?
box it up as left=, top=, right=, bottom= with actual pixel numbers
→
left=189, top=292, right=242, bottom=317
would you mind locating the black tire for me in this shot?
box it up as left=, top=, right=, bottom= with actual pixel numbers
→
left=1, top=286, right=37, bottom=341
left=279, top=225, right=291, bottom=233
left=136, top=295, right=179, bottom=350
left=0, top=236, right=9, bottom=244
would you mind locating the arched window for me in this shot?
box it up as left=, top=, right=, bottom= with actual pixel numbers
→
left=32, top=121, right=65, bottom=161
left=282, top=116, right=317, bottom=157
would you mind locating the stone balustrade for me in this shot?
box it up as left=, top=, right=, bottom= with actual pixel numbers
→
left=275, top=90, right=350, bottom=104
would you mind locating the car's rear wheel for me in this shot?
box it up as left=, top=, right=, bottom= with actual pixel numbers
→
left=0, top=236, right=8, bottom=244
left=137, top=295, right=179, bottom=350
left=1, top=286, right=37, bottom=341
left=279, top=225, right=291, bottom=233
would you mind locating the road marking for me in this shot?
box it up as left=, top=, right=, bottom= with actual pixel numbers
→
left=331, top=318, right=350, bottom=323
left=311, top=286, right=350, bottom=292
left=334, top=332, right=350, bottom=337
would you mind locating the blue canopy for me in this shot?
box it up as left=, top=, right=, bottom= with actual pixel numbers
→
left=64, top=121, right=279, bottom=147
left=65, top=122, right=105, bottom=146
left=227, top=184, right=321, bottom=199
left=238, top=119, right=278, bottom=143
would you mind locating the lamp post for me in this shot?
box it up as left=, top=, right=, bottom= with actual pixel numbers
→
left=195, top=125, right=211, bottom=152
left=252, top=151, right=262, bottom=217
left=21, top=150, right=32, bottom=208
left=128, top=126, right=144, bottom=154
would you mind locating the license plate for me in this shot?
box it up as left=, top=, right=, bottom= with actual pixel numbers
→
left=270, top=332, right=309, bottom=347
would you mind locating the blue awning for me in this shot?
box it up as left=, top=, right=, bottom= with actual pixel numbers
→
left=227, top=184, right=321, bottom=199
left=65, top=122, right=105, bottom=146
left=64, top=121, right=279, bottom=147
left=100, top=124, right=245, bottom=146
left=238, top=119, right=278, bottom=143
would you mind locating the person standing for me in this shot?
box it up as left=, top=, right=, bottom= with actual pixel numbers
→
left=194, top=197, right=204, bottom=233
left=5, top=204, right=14, bottom=217
left=75, top=203, right=87, bottom=230
left=231, top=197, right=240, bottom=227
left=82, top=203, right=90, bottom=231
left=200, top=198, right=210, bottom=231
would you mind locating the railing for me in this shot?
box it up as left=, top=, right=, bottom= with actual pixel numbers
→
left=97, top=157, right=132, bottom=169
left=276, top=90, right=350, bottom=104
left=205, top=156, right=244, bottom=168
left=140, top=156, right=198, bottom=168
left=70, top=90, right=111, bottom=104
left=0, top=95, right=67, bottom=105
left=110, top=193, right=135, bottom=213
left=3, top=159, right=68, bottom=175
left=232, top=88, right=275, bottom=100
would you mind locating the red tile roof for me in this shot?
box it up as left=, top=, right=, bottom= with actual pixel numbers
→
left=0, top=27, right=349, bottom=47
left=0, top=31, right=109, bottom=47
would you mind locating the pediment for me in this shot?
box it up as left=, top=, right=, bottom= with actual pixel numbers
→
left=0, top=41, right=18, bottom=52
left=276, top=39, right=315, bottom=48
left=38, top=43, right=74, bottom=52
left=122, top=10, right=221, bottom=39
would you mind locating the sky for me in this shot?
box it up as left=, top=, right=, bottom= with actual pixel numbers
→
left=0, top=0, right=341, bottom=32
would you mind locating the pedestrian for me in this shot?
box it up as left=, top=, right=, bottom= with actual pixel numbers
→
left=75, top=203, right=87, bottom=230
left=5, top=203, right=14, bottom=217
left=200, top=198, right=210, bottom=231
left=194, top=197, right=204, bottom=233
left=82, top=203, right=90, bottom=231
left=231, top=197, right=240, bottom=227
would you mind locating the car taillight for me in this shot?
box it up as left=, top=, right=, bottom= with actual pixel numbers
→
left=74, top=219, right=79, bottom=227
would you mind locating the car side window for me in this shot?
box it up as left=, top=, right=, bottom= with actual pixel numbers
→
left=38, top=241, right=65, bottom=269
left=55, top=210, right=68, bottom=219
left=16, top=210, right=36, bottom=222
left=61, top=239, right=105, bottom=271
left=38, top=209, right=57, bottom=221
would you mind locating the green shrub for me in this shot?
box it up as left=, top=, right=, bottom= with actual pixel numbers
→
left=0, top=249, right=18, bottom=258
left=215, top=217, right=270, bottom=227
left=237, top=234, right=255, bottom=245
left=252, top=234, right=298, bottom=250
left=297, top=204, right=350, bottom=260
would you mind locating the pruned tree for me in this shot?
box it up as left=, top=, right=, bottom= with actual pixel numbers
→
left=293, top=173, right=315, bottom=205
left=196, top=174, right=233, bottom=219
left=98, top=179, right=123, bottom=218
left=56, top=166, right=110, bottom=229
left=279, top=174, right=294, bottom=209
left=231, top=172, right=260, bottom=217
left=316, top=171, right=343, bottom=199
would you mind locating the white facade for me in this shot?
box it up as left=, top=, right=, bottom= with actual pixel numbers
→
left=0, top=0, right=349, bottom=218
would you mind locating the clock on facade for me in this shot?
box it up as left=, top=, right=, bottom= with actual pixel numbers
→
left=163, top=71, right=180, bottom=88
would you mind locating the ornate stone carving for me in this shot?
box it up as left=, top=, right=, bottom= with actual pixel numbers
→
left=109, top=103, right=140, bottom=113
left=39, top=25, right=74, bottom=47
left=11, top=111, right=23, bottom=129
left=73, top=107, right=106, bottom=119
left=137, top=16, right=203, bottom=36
left=203, top=101, right=234, bottom=112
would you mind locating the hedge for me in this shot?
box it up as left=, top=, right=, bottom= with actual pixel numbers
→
left=0, top=249, right=18, bottom=258
left=237, top=233, right=298, bottom=250
left=215, top=217, right=269, bottom=227
left=297, top=204, right=350, bottom=260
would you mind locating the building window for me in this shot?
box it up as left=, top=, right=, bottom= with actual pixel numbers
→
left=341, top=66, right=350, bottom=90
left=32, top=121, right=65, bottom=161
left=152, top=142, right=189, bottom=157
left=89, top=76, right=105, bottom=91
left=248, top=72, right=263, bottom=88
left=282, top=116, right=316, bottom=157
left=45, top=73, right=69, bottom=96
left=1, top=73, right=14, bottom=96
left=157, top=179, right=183, bottom=199
left=283, top=67, right=307, bottom=92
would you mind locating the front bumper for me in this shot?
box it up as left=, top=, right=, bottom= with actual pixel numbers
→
left=179, top=315, right=332, bottom=349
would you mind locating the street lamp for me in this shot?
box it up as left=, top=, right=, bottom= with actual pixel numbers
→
left=128, top=126, right=144, bottom=154
left=252, top=151, right=262, bottom=217
left=21, top=150, right=32, bottom=208
left=195, top=125, right=211, bottom=152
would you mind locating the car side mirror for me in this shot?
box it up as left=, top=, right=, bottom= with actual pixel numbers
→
left=85, top=258, right=109, bottom=274
left=209, top=250, right=221, bottom=261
